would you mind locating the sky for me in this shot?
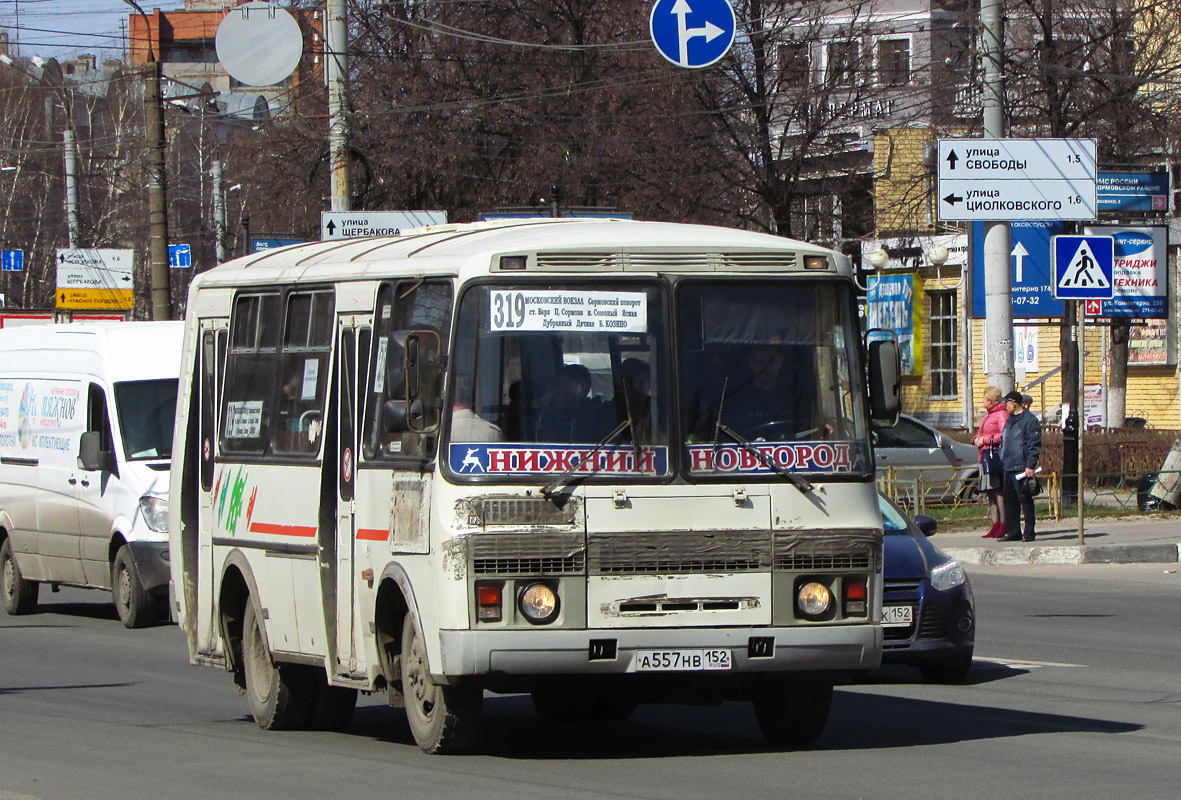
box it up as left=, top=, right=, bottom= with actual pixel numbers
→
left=1, top=0, right=187, bottom=60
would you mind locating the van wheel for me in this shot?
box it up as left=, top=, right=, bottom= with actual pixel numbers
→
left=2, top=538, right=38, bottom=615
left=400, top=613, right=481, bottom=754
left=242, top=601, right=311, bottom=730
left=112, top=545, right=155, bottom=629
left=752, top=680, right=833, bottom=749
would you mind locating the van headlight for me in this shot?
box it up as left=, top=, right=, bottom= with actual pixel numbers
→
left=139, top=495, right=169, bottom=533
left=930, top=559, right=966, bottom=591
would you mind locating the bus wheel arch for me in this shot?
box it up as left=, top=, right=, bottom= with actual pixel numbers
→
left=217, top=555, right=257, bottom=694
left=373, top=571, right=411, bottom=701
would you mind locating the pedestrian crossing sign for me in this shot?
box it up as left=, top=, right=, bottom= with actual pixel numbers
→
left=1052, top=235, right=1114, bottom=300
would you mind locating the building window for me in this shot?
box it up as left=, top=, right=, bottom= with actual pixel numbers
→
left=929, top=291, right=957, bottom=399
left=878, top=38, right=910, bottom=86
left=827, top=40, right=858, bottom=87
left=778, top=41, right=809, bottom=86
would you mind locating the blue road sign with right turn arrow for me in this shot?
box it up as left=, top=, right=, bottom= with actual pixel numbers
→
left=650, top=0, right=736, bottom=69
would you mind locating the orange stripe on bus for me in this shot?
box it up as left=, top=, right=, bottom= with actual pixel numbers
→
left=248, top=521, right=318, bottom=538
left=356, top=528, right=389, bottom=541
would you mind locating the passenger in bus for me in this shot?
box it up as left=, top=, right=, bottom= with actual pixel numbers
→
left=277, top=364, right=321, bottom=451
left=536, top=364, right=609, bottom=443
left=449, top=373, right=503, bottom=443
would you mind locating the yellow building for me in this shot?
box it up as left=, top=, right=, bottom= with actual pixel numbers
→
left=870, top=128, right=1180, bottom=431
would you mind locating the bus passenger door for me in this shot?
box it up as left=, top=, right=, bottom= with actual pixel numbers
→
left=196, top=323, right=226, bottom=653
left=334, top=320, right=367, bottom=675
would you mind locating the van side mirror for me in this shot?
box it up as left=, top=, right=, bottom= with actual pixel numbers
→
left=78, top=431, right=117, bottom=474
left=868, top=338, right=901, bottom=426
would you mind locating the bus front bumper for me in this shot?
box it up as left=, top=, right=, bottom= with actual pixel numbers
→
left=436, top=624, right=881, bottom=680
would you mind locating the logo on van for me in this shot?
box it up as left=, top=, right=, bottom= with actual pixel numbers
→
left=17, top=383, right=34, bottom=449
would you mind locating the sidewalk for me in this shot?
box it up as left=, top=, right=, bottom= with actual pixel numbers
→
left=930, top=515, right=1181, bottom=566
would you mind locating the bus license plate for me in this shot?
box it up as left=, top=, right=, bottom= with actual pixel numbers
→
left=882, top=606, right=913, bottom=627
left=634, top=649, right=732, bottom=672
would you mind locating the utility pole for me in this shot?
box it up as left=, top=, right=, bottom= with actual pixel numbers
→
left=211, top=160, right=226, bottom=264
left=63, top=129, right=81, bottom=248
left=325, top=0, right=350, bottom=212
left=145, top=53, right=172, bottom=320
left=980, top=0, right=1014, bottom=394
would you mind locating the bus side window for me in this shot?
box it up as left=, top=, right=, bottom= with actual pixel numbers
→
left=363, top=280, right=452, bottom=462
left=274, top=290, right=335, bottom=456
left=221, top=293, right=280, bottom=454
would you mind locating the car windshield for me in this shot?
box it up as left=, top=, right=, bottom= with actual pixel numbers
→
left=114, top=378, right=178, bottom=460
left=677, top=280, right=871, bottom=478
left=446, top=282, right=670, bottom=479
left=878, top=495, right=910, bottom=534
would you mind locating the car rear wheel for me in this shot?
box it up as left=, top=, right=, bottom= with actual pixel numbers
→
left=918, top=651, right=974, bottom=684
left=112, top=544, right=155, bottom=628
left=2, top=538, right=38, bottom=615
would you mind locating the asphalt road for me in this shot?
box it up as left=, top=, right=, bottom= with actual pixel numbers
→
left=2, top=566, right=1178, bottom=800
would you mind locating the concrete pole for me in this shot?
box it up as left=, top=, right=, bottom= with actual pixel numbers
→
left=63, top=129, right=81, bottom=249
left=211, top=160, right=226, bottom=264
left=981, top=0, right=1013, bottom=394
left=325, top=0, right=350, bottom=212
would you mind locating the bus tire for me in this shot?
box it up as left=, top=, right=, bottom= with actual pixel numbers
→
left=400, top=613, right=481, bottom=754
left=309, top=672, right=358, bottom=731
left=243, top=601, right=311, bottom=730
left=2, top=538, right=38, bottom=615
left=752, top=681, right=833, bottom=749
left=112, top=544, right=155, bottom=629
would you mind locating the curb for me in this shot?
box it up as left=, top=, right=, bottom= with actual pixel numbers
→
left=942, top=543, right=1180, bottom=566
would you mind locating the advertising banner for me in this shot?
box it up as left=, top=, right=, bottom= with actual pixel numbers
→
left=1082, top=226, right=1168, bottom=319
left=867, top=274, right=923, bottom=376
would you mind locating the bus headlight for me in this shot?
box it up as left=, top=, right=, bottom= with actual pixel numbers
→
left=796, top=581, right=832, bottom=618
left=138, top=495, right=169, bottom=533
left=518, top=582, right=559, bottom=624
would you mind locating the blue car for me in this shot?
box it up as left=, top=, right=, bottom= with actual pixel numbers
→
left=879, top=493, right=975, bottom=682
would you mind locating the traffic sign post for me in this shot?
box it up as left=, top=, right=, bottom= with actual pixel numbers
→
left=168, top=243, right=192, bottom=269
left=937, top=138, right=1098, bottom=222
left=649, top=0, right=735, bottom=69
left=320, top=210, right=447, bottom=240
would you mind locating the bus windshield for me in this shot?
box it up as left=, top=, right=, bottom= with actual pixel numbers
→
left=678, top=281, right=871, bottom=478
left=446, top=282, right=670, bottom=479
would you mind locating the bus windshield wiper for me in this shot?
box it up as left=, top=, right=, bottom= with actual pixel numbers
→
left=714, top=422, right=814, bottom=494
left=541, top=417, right=633, bottom=499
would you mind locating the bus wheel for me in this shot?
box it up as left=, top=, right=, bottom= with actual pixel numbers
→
left=752, top=681, right=833, bottom=749
left=309, top=671, right=358, bottom=731
left=400, top=613, right=481, bottom=754
left=243, top=601, right=311, bottom=730
left=2, top=538, right=38, bottom=615
left=112, top=545, right=155, bottom=629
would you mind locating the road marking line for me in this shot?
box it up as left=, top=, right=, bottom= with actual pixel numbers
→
left=980, top=656, right=1086, bottom=669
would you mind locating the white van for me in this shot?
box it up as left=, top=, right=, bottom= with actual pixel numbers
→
left=0, top=322, right=183, bottom=627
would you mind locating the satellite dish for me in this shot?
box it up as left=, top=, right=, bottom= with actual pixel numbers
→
left=215, top=2, right=303, bottom=87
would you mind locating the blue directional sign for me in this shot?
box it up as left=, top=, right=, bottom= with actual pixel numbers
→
left=168, top=243, right=192, bottom=269
left=1052, top=235, right=1114, bottom=300
left=650, top=0, right=736, bottom=69
left=1, top=249, right=23, bottom=272
left=251, top=236, right=306, bottom=253
left=971, top=221, right=1064, bottom=318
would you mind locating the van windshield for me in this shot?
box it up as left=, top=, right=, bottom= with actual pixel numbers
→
left=114, top=378, right=178, bottom=460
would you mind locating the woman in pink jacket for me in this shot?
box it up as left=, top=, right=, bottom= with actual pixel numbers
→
left=973, top=385, right=1009, bottom=538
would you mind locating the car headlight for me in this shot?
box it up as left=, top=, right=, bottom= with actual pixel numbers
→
left=139, top=495, right=169, bottom=533
left=796, top=581, right=832, bottom=618
left=518, top=582, right=559, bottom=624
left=930, top=559, right=966, bottom=591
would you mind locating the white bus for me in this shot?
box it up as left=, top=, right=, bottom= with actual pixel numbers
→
left=169, top=218, right=901, bottom=753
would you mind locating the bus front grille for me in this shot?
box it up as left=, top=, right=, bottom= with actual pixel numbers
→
left=589, top=530, right=771, bottom=575
left=469, top=532, right=585, bottom=576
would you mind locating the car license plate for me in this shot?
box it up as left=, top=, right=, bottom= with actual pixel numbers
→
left=882, top=605, right=913, bottom=627
left=634, top=649, right=732, bottom=672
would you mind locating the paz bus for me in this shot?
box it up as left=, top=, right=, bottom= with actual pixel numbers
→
left=169, top=218, right=901, bottom=753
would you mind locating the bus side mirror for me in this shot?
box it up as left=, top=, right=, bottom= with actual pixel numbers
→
left=78, top=431, right=117, bottom=474
left=868, top=339, right=901, bottom=426
left=380, top=330, right=442, bottom=434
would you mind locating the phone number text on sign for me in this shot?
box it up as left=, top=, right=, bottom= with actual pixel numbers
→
left=489, top=290, right=648, bottom=333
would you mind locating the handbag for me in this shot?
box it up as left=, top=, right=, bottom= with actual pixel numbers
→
left=1022, top=474, right=1043, bottom=497
left=981, top=445, right=1002, bottom=475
